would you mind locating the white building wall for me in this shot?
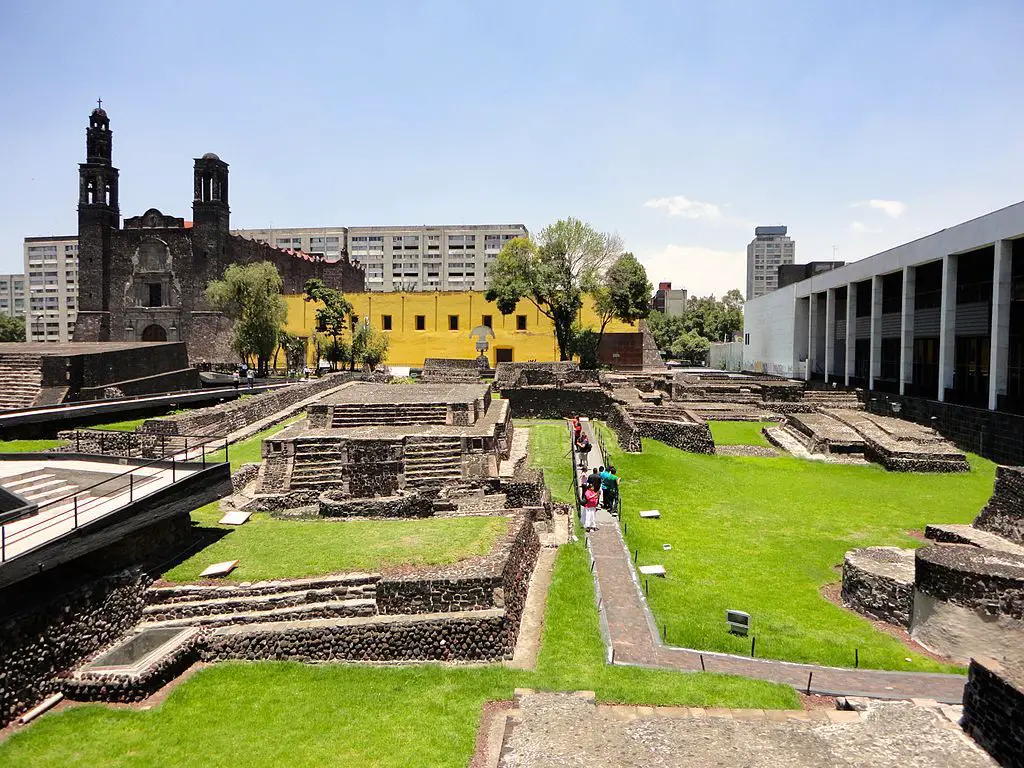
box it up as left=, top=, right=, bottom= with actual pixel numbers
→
left=743, top=283, right=799, bottom=376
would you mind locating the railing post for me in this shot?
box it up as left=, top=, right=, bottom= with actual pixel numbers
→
left=74, top=496, right=78, bottom=528
left=172, top=456, right=176, bottom=483
left=75, top=432, right=80, bottom=452
left=225, top=438, right=229, bottom=464
left=2, top=525, right=5, bottom=562
left=129, top=473, right=134, bottom=502
left=202, top=441, right=207, bottom=468
left=184, top=436, right=189, bottom=461
left=99, top=432, right=104, bottom=455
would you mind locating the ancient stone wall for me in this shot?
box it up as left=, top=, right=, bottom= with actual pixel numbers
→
left=0, top=569, right=149, bottom=727
left=318, top=490, right=433, bottom=518
left=974, top=465, right=1024, bottom=546
left=606, top=403, right=643, bottom=452
left=421, top=358, right=485, bottom=383
left=634, top=419, right=715, bottom=454
left=143, top=374, right=350, bottom=437
left=914, top=544, right=1024, bottom=620
left=494, top=361, right=582, bottom=390
left=840, top=547, right=915, bottom=628
left=376, top=512, right=539, bottom=615
left=78, top=367, right=199, bottom=400
left=962, top=657, right=1024, bottom=768
left=503, top=387, right=613, bottom=420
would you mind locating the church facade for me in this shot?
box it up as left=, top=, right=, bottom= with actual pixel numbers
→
left=72, top=106, right=364, bottom=362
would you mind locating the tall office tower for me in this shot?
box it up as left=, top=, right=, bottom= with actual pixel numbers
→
left=746, top=225, right=795, bottom=299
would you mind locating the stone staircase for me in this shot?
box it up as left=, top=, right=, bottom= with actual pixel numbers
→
left=139, top=573, right=380, bottom=629
left=330, top=402, right=447, bottom=428
left=288, top=437, right=347, bottom=490
left=0, top=353, right=43, bottom=411
left=403, top=436, right=463, bottom=489
left=804, top=390, right=864, bottom=410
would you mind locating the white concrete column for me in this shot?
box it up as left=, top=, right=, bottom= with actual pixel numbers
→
left=806, top=294, right=817, bottom=381
left=989, top=239, right=1012, bottom=410
left=869, top=275, right=883, bottom=389
left=845, top=283, right=856, bottom=386
left=938, top=253, right=958, bottom=401
left=824, top=288, right=835, bottom=382
left=900, top=265, right=915, bottom=395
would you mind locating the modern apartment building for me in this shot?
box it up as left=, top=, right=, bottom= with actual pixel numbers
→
left=746, top=225, right=796, bottom=299
left=23, top=236, right=79, bottom=342
left=652, top=282, right=687, bottom=316
left=0, top=274, right=26, bottom=319
left=232, top=224, right=529, bottom=292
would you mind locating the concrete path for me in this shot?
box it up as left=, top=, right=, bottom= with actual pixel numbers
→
left=567, top=424, right=969, bottom=703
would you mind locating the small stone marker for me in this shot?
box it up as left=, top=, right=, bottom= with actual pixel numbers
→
left=639, top=564, right=666, bottom=577
left=639, top=510, right=660, bottom=519
left=200, top=560, right=239, bottom=578
left=663, top=544, right=672, bottom=551
left=219, top=510, right=252, bottom=526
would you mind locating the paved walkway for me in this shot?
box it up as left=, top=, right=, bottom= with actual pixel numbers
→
left=569, top=422, right=969, bottom=704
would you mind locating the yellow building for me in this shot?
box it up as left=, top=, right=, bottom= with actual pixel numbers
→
left=280, top=291, right=639, bottom=368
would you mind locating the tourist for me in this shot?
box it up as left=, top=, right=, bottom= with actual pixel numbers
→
left=579, top=467, right=590, bottom=504
left=576, top=434, right=591, bottom=470
left=601, top=465, right=619, bottom=513
left=587, top=467, right=601, bottom=499
left=246, top=367, right=255, bottom=389
left=232, top=369, right=240, bottom=390
left=582, top=484, right=599, bottom=531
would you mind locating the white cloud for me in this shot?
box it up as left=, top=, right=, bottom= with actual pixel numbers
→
left=643, top=195, right=724, bottom=220
left=637, top=244, right=746, bottom=299
left=850, top=199, right=906, bottom=219
left=848, top=220, right=881, bottom=234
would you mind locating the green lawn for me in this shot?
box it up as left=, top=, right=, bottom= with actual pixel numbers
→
left=0, top=512, right=796, bottom=767
left=202, top=414, right=306, bottom=471
left=709, top=420, right=776, bottom=446
left=90, top=416, right=151, bottom=432
left=163, top=502, right=513, bottom=583
left=0, top=439, right=65, bottom=453
left=530, top=420, right=995, bottom=673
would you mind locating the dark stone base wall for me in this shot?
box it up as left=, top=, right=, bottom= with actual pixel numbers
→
left=202, top=613, right=511, bottom=663
left=866, top=393, right=1024, bottom=466
left=0, top=569, right=150, bottom=727
left=62, top=637, right=200, bottom=704
left=915, top=545, right=1024, bottom=620
left=974, top=465, right=1024, bottom=545
left=841, top=556, right=913, bottom=628
left=635, top=419, right=715, bottom=454
left=78, top=367, right=199, bottom=400
left=318, top=491, right=433, bottom=518
left=962, top=657, right=1024, bottom=768
left=862, top=444, right=970, bottom=473
left=607, top=404, right=642, bottom=452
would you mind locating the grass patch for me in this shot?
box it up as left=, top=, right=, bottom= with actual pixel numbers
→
left=0, top=439, right=65, bottom=453
left=163, top=502, right=510, bottom=583
left=90, top=417, right=150, bottom=432
left=708, top=420, right=775, bottom=446
left=1, top=513, right=796, bottom=768
left=529, top=420, right=993, bottom=672
left=202, top=414, right=305, bottom=471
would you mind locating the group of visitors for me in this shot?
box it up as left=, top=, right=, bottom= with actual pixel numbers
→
left=232, top=364, right=256, bottom=390
left=570, top=416, right=620, bottom=532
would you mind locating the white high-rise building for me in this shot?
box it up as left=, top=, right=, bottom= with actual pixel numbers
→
left=746, top=226, right=796, bottom=299
left=24, top=236, right=79, bottom=342
left=0, top=274, right=26, bottom=319
left=233, top=224, right=529, bottom=292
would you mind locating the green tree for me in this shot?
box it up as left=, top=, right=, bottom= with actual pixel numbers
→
left=669, top=330, right=711, bottom=365
left=352, top=321, right=390, bottom=371
left=0, top=315, right=26, bottom=342
left=304, top=278, right=353, bottom=371
left=485, top=218, right=621, bottom=360
left=592, top=252, right=653, bottom=351
left=571, top=325, right=601, bottom=370
left=277, top=331, right=308, bottom=374
left=646, top=310, right=687, bottom=352
left=206, top=262, right=288, bottom=376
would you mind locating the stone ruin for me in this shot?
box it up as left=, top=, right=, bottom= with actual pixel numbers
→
left=420, top=358, right=487, bottom=384
left=765, top=409, right=969, bottom=472
left=251, top=381, right=513, bottom=516
left=841, top=465, right=1024, bottom=665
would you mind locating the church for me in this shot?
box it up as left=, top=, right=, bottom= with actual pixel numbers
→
left=72, top=105, right=365, bottom=362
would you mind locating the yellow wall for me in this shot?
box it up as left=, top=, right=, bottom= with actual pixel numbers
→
left=279, top=291, right=638, bottom=368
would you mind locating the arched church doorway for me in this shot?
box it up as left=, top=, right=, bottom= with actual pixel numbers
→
left=141, top=324, right=167, bottom=342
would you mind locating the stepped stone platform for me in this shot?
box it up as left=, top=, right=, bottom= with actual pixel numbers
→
left=841, top=547, right=916, bottom=628
left=258, top=381, right=512, bottom=506
left=0, top=342, right=198, bottom=411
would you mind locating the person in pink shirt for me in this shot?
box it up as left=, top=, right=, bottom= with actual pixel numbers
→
left=582, top=485, right=599, bottom=531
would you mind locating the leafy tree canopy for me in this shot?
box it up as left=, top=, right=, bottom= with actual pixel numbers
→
left=0, top=315, right=26, bottom=343
left=206, top=262, right=288, bottom=375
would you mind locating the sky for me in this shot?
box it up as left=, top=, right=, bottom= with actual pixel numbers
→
left=2, top=0, right=1023, bottom=297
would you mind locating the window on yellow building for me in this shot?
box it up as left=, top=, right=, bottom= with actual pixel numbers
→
left=482, top=314, right=492, bottom=329
left=415, top=315, right=426, bottom=331
left=448, top=314, right=459, bottom=331
left=516, top=315, right=527, bottom=331
left=381, top=314, right=392, bottom=331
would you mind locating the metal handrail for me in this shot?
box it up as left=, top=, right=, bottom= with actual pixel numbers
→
left=0, top=434, right=230, bottom=562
